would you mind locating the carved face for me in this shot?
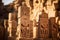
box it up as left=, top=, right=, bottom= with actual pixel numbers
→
left=21, top=6, right=30, bottom=27
left=21, top=16, right=29, bottom=27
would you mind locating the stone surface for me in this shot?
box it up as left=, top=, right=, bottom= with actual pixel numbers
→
left=0, top=0, right=60, bottom=40
left=39, top=13, right=49, bottom=38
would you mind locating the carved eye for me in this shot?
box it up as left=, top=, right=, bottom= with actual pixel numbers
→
left=53, top=25, right=56, bottom=29
left=41, top=25, right=44, bottom=29
left=21, top=24, right=25, bottom=27
left=24, top=13, right=26, bottom=15
left=35, top=0, right=39, bottom=3
left=21, top=29, right=23, bottom=33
